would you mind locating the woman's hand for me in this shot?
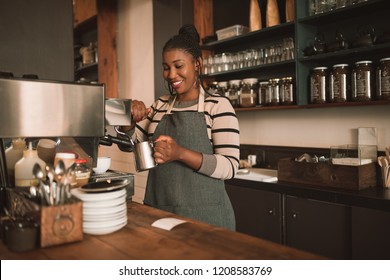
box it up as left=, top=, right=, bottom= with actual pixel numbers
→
left=120, top=100, right=150, bottom=132
left=131, top=100, right=150, bottom=123
left=154, top=135, right=202, bottom=170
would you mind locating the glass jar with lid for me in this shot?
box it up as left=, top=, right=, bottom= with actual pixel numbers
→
left=74, top=158, right=91, bottom=187
left=228, top=79, right=241, bottom=107
left=310, top=67, right=328, bottom=104
left=269, top=78, right=281, bottom=106
left=377, top=57, right=390, bottom=100
left=240, top=78, right=259, bottom=107
left=259, top=81, right=269, bottom=105
left=280, top=77, right=295, bottom=105
left=330, top=64, right=350, bottom=103
left=352, top=60, right=374, bottom=102
left=217, top=81, right=229, bottom=97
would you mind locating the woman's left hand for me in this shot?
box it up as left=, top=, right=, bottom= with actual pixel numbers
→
left=153, top=135, right=181, bottom=164
left=153, top=135, right=203, bottom=170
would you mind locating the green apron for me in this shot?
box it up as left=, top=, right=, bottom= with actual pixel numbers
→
left=144, top=92, right=235, bottom=230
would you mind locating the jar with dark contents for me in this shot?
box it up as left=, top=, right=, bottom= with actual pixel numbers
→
left=280, top=77, right=295, bottom=105
left=74, top=158, right=91, bottom=187
left=377, top=57, right=390, bottom=100
left=330, top=64, right=350, bottom=103
left=352, top=60, right=374, bottom=101
left=258, top=81, right=268, bottom=106
left=227, top=80, right=241, bottom=107
left=310, top=67, right=328, bottom=104
left=217, top=81, right=228, bottom=97
left=208, top=81, right=219, bottom=94
left=239, top=78, right=259, bottom=107
left=269, top=78, right=281, bottom=106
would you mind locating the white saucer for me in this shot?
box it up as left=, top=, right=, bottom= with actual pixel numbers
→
left=83, top=220, right=127, bottom=235
left=83, top=203, right=127, bottom=216
left=71, top=188, right=126, bottom=202
left=83, top=216, right=127, bottom=229
left=82, top=195, right=126, bottom=208
left=83, top=208, right=127, bottom=222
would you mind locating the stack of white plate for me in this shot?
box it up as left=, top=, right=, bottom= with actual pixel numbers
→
left=71, top=188, right=128, bottom=235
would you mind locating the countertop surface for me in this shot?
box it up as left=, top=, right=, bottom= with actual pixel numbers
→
left=228, top=168, right=390, bottom=212
left=0, top=202, right=325, bottom=260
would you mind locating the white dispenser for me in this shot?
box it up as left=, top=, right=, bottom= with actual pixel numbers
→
left=15, top=142, right=46, bottom=187
left=5, top=138, right=26, bottom=185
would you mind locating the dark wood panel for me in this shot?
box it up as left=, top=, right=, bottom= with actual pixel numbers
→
left=285, top=195, right=351, bottom=259
left=226, top=184, right=282, bottom=243
left=351, top=206, right=390, bottom=259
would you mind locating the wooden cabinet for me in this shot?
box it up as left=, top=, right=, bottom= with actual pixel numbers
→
left=73, top=0, right=118, bottom=98
left=285, top=195, right=351, bottom=259
left=195, top=0, right=390, bottom=112
left=351, top=206, right=390, bottom=259
left=226, top=184, right=282, bottom=243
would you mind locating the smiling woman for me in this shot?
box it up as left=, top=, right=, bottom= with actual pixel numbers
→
left=117, top=24, right=240, bottom=230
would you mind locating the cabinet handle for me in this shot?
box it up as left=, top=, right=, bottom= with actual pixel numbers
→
left=292, top=212, right=298, bottom=219
left=268, top=208, right=274, bottom=215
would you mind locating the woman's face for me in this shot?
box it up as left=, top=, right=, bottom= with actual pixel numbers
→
left=162, top=49, right=200, bottom=100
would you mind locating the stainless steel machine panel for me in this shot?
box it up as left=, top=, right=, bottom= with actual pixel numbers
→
left=0, top=78, right=105, bottom=137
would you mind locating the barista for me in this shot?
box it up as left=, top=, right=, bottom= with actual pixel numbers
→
left=120, top=24, right=240, bottom=230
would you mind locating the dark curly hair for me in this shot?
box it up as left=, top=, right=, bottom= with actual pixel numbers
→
left=163, top=24, right=211, bottom=95
left=163, top=24, right=202, bottom=61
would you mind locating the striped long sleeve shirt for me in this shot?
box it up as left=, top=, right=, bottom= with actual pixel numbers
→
left=131, top=92, right=240, bottom=180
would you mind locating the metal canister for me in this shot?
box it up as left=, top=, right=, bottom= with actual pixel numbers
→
left=329, top=64, right=350, bottom=103
left=377, top=57, right=390, bottom=100
left=310, top=67, right=328, bottom=104
left=280, top=77, right=295, bottom=105
left=352, top=60, right=373, bottom=101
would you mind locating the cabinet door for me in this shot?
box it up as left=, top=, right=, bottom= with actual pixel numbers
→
left=351, top=206, right=390, bottom=260
left=285, top=195, right=351, bottom=259
left=225, top=184, right=282, bottom=243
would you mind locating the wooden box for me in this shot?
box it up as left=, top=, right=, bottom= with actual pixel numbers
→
left=277, top=158, right=377, bottom=190
left=40, top=199, right=83, bottom=248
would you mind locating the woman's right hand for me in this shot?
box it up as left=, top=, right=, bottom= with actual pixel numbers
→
left=131, top=100, right=150, bottom=123
left=120, top=100, right=150, bottom=132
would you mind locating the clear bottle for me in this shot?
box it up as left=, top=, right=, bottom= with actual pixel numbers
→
left=310, top=67, right=328, bottom=103
left=5, top=138, right=26, bottom=186
left=74, top=158, right=91, bottom=187
left=15, top=142, right=46, bottom=187
left=228, top=79, right=241, bottom=107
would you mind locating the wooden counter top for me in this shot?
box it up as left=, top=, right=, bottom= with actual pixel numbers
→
left=0, top=202, right=324, bottom=260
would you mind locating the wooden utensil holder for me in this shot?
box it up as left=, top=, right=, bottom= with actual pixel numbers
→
left=40, top=199, right=83, bottom=248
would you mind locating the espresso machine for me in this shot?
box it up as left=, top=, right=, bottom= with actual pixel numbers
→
left=0, top=76, right=134, bottom=211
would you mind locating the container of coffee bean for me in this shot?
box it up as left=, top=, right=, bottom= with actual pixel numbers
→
left=377, top=57, right=390, bottom=100
left=329, top=64, right=350, bottom=103
left=310, top=67, right=328, bottom=104
left=352, top=60, right=374, bottom=101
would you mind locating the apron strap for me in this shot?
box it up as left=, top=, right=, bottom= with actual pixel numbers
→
left=166, top=90, right=205, bottom=114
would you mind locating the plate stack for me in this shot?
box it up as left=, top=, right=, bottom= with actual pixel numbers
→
left=71, top=188, right=128, bottom=235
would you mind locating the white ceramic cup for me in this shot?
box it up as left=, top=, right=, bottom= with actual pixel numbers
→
left=54, top=152, right=76, bottom=169
left=93, top=157, right=111, bottom=174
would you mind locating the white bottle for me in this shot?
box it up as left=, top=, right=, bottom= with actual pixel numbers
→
left=5, top=138, right=26, bottom=185
left=15, top=142, right=46, bottom=187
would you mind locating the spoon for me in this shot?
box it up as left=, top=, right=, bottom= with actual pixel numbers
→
left=54, top=159, right=66, bottom=182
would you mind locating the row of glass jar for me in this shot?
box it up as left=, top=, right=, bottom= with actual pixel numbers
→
left=203, top=37, right=295, bottom=75
left=310, top=58, right=390, bottom=104
left=308, top=0, right=370, bottom=16
left=208, top=77, right=296, bottom=108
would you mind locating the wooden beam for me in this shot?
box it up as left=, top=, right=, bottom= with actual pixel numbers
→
left=97, top=0, right=118, bottom=98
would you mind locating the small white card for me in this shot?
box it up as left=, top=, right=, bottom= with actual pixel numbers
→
left=151, top=217, right=187, bottom=231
